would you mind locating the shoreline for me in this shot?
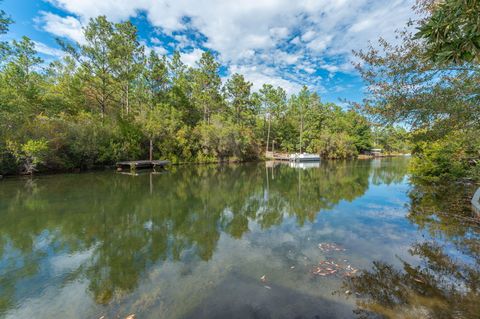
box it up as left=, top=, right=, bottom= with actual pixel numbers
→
left=357, top=153, right=411, bottom=159
left=0, top=155, right=412, bottom=179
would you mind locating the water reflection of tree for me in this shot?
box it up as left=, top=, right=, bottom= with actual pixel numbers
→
left=343, top=183, right=480, bottom=318
left=267, top=160, right=371, bottom=226
left=370, top=157, right=409, bottom=186
left=0, top=160, right=392, bottom=311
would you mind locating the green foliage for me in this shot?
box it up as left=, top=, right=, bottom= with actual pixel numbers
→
left=355, top=1, right=479, bottom=181
left=0, top=11, right=378, bottom=175
left=0, top=143, right=16, bottom=174
left=61, top=113, right=117, bottom=167
left=410, top=131, right=480, bottom=182
left=6, top=138, right=49, bottom=174
left=225, top=73, right=256, bottom=126
left=0, top=3, right=12, bottom=60
left=196, top=115, right=259, bottom=162
left=372, top=125, right=410, bottom=154
left=191, top=51, right=223, bottom=124
left=258, top=86, right=372, bottom=159
left=416, top=0, right=480, bottom=64
left=315, top=131, right=358, bottom=159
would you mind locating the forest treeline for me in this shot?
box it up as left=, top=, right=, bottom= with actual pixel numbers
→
left=0, top=10, right=409, bottom=175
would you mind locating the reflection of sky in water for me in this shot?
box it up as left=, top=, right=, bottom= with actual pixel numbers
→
left=0, top=157, right=453, bottom=319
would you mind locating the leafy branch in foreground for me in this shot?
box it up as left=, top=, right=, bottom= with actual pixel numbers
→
left=354, top=0, right=480, bottom=181
left=415, top=0, right=480, bottom=64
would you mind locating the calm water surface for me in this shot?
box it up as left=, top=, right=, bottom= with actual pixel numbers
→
left=0, top=158, right=478, bottom=319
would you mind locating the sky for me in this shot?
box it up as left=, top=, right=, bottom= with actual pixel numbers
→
left=2, top=0, right=415, bottom=103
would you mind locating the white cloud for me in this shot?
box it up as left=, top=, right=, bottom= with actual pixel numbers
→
left=140, top=40, right=169, bottom=56
left=174, top=34, right=196, bottom=49
left=153, top=46, right=168, bottom=56
left=306, top=35, right=333, bottom=52
left=304, top=66, right=316, bottom=74
left=269, top=27, right=289, bottom=39
left=320, top=64, right=339, bottom=73
left=231, top=65, right=303, bottom=95
left=290, top=36, right=301, bottom=45
left=274, top=50, right=301, bottom=65
left=350, top=19, right=374, bottom=33
left=39, top=0, right=416, bottom=95
left=150, top=37, right=162, bottom=45
left=181, top=48, right=204, bottom=67
left=45, top=0, right=140, bottom=23
left=301, top=30, right=316, bottom=42
left=33, top=41, right=65, bottom=57
left=39, top=12, right=85, bottom=44
left=238, top=49, right=256, bottom=60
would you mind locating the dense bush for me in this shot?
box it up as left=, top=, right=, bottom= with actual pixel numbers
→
left=410, top=132, right=480, bottom=182
left=315, top=131, right=358, bottom=159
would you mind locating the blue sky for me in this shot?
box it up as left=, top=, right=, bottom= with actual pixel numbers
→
left=2, top=0, right=415, bottom=103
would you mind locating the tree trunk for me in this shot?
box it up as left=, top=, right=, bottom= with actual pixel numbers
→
left=126, top=82, right=129, bottom=115
left=149, top=139, right=153, bottom=161
left=300, top=110, right=303, bottom=153
left=100, top=95, right=105, bottom=120
left=266, top=115, right=271, bottom=154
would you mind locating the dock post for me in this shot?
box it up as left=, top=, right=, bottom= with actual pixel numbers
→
left=472, top=187, right=480, bottom=216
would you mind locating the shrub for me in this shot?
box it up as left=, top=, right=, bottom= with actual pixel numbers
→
left=6, top=139, right=49, bottom=174
left=410, top=132, right=480, bottom=182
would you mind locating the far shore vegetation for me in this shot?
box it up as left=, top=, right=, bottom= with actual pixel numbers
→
left=0, top=0, right=478, bottom=185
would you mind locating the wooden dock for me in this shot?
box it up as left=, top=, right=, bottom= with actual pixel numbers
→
left=116, top=160, right=169, bottom=171
left=265, top=152, right=290, bottom=161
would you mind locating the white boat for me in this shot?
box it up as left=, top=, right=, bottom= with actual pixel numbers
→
left=289, top=161, right=320, bottom=169
left=289, top=153, right=321, bottom=162
left=287, top=106, right=320, bottom=163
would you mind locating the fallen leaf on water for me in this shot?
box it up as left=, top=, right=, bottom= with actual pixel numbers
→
left=318, top=243, right=346, bottom=252
left=125, top=314, right=136, bottom=319
left=260, top=275, right=267, bottom=282
left=264, top=285, right=272, bottom=290
left=345, top=290, right=351, bottom=295
left=311, top=259, right=359, bottom=278
left=290, top=266, right=295, bottom=269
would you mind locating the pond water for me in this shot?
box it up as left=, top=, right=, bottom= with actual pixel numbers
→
left=0, top=158, right=478, bottom=319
